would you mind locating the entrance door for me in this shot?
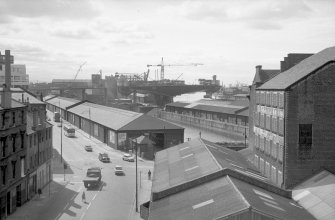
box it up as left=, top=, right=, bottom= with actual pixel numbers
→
left=16, top=185, right=21, bottom=207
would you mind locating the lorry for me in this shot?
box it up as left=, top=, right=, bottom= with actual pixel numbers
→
left=83, top=167, right=102, bottom=188
left=54, top=112, right=60, bottom=122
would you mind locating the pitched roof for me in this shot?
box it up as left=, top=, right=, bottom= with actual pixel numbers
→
left=148, top=139, right=315, bottom=220
left=12, top=91, right=44, bottom=104
left=166, top=102, right=190, bottom=108
left=293, top=170, right=335, bottom=220
left=258, top=46, right=335, bottom=90
left=45, top=96, right=81, bottom=109
left=253, top=69, right=280, bottom=85
left=67, top=102, right=142, bottom=131
left=118, top=114, right=183, bottom=131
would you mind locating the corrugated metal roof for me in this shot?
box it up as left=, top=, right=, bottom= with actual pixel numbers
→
left=45, top=96, right=81, bottom=109
left=231, top=177, right=316, bottom=220
left=118, top=114, right=183, bottom=131
left=67, top=102, right=142, bottom=131
left=149, top=176, right=249, bottom=220
left=293, top=170, right=335, bottom=220
left=192, top=104, right=243, bottom=115
left=12, top=92, right=44, bottom=104
left=258, top=46, right=335, bottom=90
left=152, top=139, right=221, bottom=194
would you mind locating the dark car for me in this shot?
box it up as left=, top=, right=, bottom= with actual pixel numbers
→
left=85, top=145, right=93, bottom=152
left=99, top=153, right=110, bottom=163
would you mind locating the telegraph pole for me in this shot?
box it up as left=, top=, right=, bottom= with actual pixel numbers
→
left=135, top=139, right=138, bottom=212
left=59, top=101, right=63, bottom=163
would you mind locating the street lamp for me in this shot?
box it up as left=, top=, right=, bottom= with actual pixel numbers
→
left=132, top=138, right=139, bottom=212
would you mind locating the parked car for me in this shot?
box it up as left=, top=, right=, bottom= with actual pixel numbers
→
left=122, top=153, right=135, bottom=162
left=85, top=145, right=93, bottom=152
left=114, top=165, right=124, bottom=175
left=99, top=153, right=110, bottom=163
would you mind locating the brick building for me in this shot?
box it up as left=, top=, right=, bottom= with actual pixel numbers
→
left=12, top=90, right=53, bottom=200
left=253, top=46, right=335, bottom=188
left=0, top=50, right=28, bottom=219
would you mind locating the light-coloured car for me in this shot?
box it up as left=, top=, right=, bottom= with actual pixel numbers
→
left=85, top=145, right=93, bottom=152
left=122, top=153, right=135, bottom=162
left=114, top=165, right=124, bottom=175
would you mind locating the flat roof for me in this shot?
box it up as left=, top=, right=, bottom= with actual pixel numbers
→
left=67, top=102, right=142, bottom=131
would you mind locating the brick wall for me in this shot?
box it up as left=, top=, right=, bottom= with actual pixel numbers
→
left=284, top=63, right=335, bottom=188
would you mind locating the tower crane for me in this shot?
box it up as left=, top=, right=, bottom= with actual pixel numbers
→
left=74, top=61, right=87, bottom=80
left=147, top=57, right=203, bottom=80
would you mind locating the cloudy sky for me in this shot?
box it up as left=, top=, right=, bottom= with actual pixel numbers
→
left=1, top=0, right=334, bottom=85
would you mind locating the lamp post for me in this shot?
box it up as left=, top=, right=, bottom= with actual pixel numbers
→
left=135, top=138, right=138, bottom=212
left=59, top=101, right=63, bottom=163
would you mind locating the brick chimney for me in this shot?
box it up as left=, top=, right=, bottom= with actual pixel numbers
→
left=255, top=65, right=262, bottom=74
left=1, top=50, right=12, bottom=108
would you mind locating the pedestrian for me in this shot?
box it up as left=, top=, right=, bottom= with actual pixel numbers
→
left=38, top=188, right=42, bottom=198
left=148, top=170, right=151, bottom=180
left=82, top=191, right=86, bottom=203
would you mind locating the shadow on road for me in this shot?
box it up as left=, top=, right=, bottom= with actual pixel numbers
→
left=52, top=149, right=74, bottom=175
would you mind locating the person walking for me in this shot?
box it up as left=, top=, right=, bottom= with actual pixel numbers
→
left=82, top=191, right=86, bottom=203
left=148, top=170, right=151, bottom=180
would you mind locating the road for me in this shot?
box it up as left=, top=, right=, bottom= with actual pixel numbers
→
left=37, top=111, right=154, bottom=220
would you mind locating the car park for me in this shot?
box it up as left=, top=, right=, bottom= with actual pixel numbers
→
left=114, top=165, right=124, bottom=175
left=122, top=153, right=135, bottom=162
left=99, top=153, right=110, bottom=163
left=85, top=145, right=93, bottom=152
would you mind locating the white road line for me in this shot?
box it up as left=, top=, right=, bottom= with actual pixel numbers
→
left=54, top=212, right=62, bottom=220
left=86, top=202, right=91, bottom=210
left=77, top=186, right=83, bottom=192
left=63, top=203, right=70, bottom=211
left=79, top=212, right=85, bottom=220
left=92, top=193, right=97, bottom=201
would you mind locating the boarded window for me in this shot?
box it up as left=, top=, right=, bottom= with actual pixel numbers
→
left=299, top=124, right=313, bottom=160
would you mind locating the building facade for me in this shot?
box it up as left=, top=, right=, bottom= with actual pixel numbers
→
left=0, top=64, right=29, bottom=89
left=252, top=47, right=335, bottom=189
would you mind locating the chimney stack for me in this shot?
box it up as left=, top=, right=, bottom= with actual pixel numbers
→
left=1, top=50, right=12, bottom=108
left=255, top=65, right=262, bottom=74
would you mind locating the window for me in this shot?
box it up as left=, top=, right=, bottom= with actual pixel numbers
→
left=94, top=124, right=99, bottom=136
left=21, top=157, right=25, bottom=177
left=1, top=166, right=6, bottom=185
left=299, top=124, right=313, bottom=160
left=272, top=117, right=277, bottom=132
left=271, top=142, right=277, bottom=159
left=260, top=158, right=264, bottom=174
left=278, top=93, right=284, bottom=108
left=273, top=93, right=278, bottom=107
left=271, top=166, right=277, bottom=184
left=254, top=112, right=259, bottom=126
left=12, top=161, right=16, bottom=179
left=278, top=118, right=284, bottom=135
left=265, top=139, right=270, bottom=155
left=278, top=144, right=283, bottom=162
left=260, top=137, right=265, bottom=151
left=278, top=170, right=283, bottom=186
left=260, top=114, right=265, bottom=128
left=266, top=115, right=271, bottom=130
left=254, top=155, right=259, bottom=169
left=255, top=134, right=259, bottom=149
left=266, top=93, right=271, bottom=106
left=265, top=162, right=270, bottom=177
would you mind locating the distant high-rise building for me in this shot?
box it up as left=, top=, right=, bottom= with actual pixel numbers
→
left=0, top=64, right=29, bottom=89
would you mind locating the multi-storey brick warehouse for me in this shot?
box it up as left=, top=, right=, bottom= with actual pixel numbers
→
left=253, top=46, right=335, bottom=189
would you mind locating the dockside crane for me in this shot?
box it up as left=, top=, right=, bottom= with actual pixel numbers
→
left=147, top=57, right=203, bottom=80
left=74, top=61, right=87, bottom=80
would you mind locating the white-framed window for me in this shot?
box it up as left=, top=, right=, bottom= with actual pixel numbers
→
left=265, top=162, right=270, bottom=177
left=273, top=92, right=278, bottom=107
left=271, top=142, right=277, bottom=159
left=265, top=139, right=270, bottom=155
left=109, top=130, right=115, bottom=144
left=278, top=170, right=283, bottom=186
left=260, top=137, right=265, bottom=151
left=266, top=115, right=271, bottom=130
left=278, top=144, right=283, bottom=162
left=278, top=117, right=284, bottom=135
left=260, top=158, right=264, bottom=174
left=278, top=92, right=284, bottom=108
left=272, top=116, right=277, bottom=132
left=254, top=155, right=259, bottom=169
left=271, top=166, right=277, bottom=184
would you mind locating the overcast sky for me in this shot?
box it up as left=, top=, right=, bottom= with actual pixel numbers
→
left=1, top=0, right=334, bottom=85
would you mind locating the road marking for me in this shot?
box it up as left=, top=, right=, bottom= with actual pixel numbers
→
left=63, top=202, right=70, bottom=211
left=86, top=202, right=91, bottom=210
left=77, top=186, right=83, bottom=192
left=80, top=212, right=85, bottom=220
left=55, top=212, right=62, bottom=220
left=92, top=193, right=97, bottom=201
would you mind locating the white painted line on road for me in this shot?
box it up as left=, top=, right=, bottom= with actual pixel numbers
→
left=80, top=212, right=85, bottom=220
left=77, top=186, right=83, bottom=192
left=63, top=202, right=70, bottom=211
left=92, top=193, right=97, bottom=201
left=207, top=144, right=218, bottom=150
left=86, top=202, right=91, bottom=210
left=54, top=212, right=62, bottom=220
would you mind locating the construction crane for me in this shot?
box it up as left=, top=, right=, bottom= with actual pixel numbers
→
left=74, top=62, right=87, bottom=80
left=147, top=57, right=203, bottom=80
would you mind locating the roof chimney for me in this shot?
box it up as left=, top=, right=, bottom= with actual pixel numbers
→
left=255, top=65, right=262, bottom=74
left=1, top=50, right=12, bottom=108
